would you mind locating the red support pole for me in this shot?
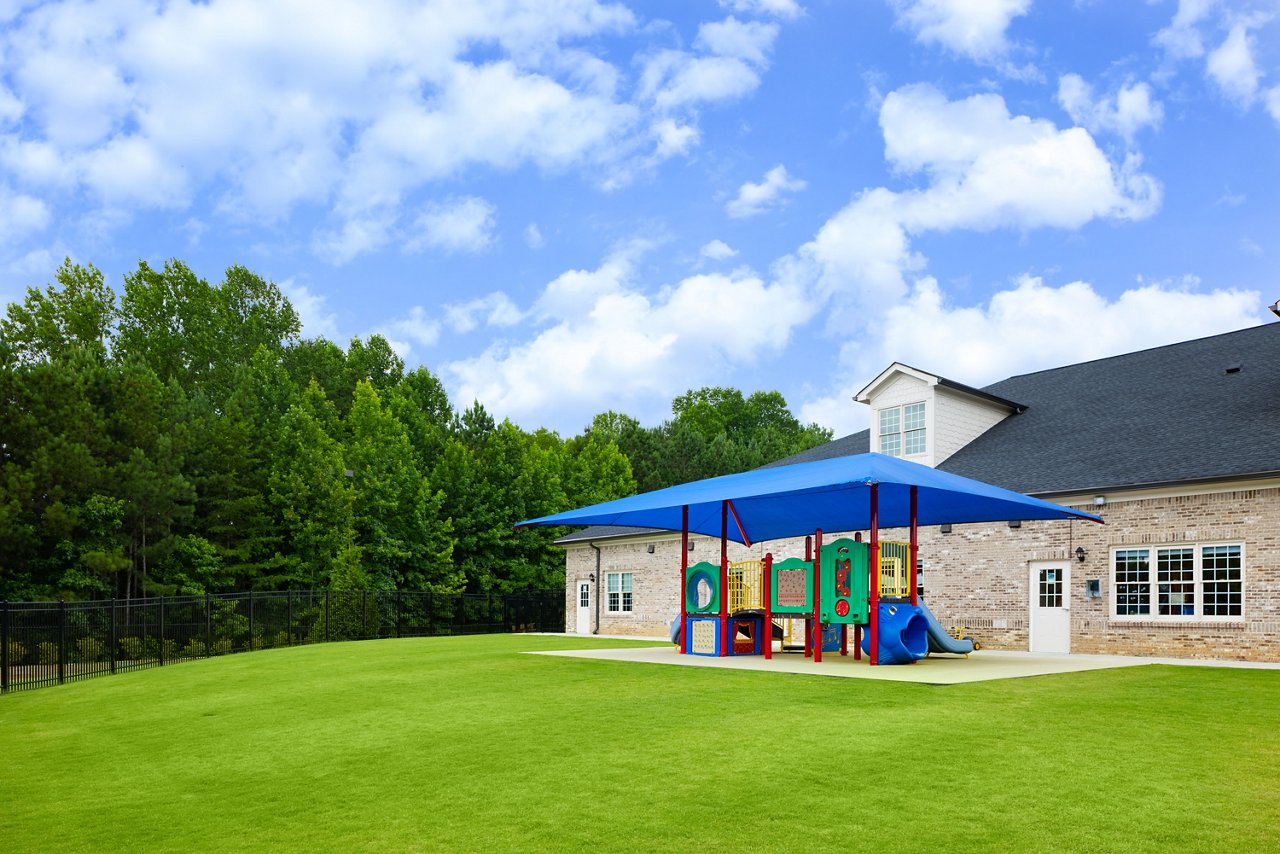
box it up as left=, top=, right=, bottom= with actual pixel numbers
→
left=840, top=624, right=848, bottom=656
left=763, top=553, right=773, bottom=660
left=869, top=484, right=880, bottom=667
left=813, top=528, right=823, bottom=664
left=854, top=623, right=862, bottom=660
left=680, top=505, right=689, bottom=655
left=719, top=500, right=729, bottom=657
left=804, top=619, right=812, bottom=657
left=909, top=486, right=919, bottom=608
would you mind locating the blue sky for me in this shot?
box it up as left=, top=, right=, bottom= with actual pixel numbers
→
left=1, top=0, right=1277, bottom=436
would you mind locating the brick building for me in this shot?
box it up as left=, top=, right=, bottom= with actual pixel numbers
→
left=559, top=323, right=1280, bottom=662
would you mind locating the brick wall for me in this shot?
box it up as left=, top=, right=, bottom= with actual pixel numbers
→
left=565, top=484, right=1280, bottom=662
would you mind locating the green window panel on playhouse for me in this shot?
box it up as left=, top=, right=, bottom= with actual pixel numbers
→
left=820, top=538, right=870, bottom=625
left=770, top=557, right=813, bottom=614
left=684, top=561, right=721, bottom=614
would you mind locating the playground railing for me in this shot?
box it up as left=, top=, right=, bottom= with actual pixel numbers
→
left=727, top=561, right=765, bottom=611
left=0, top=588, right=564, bottom=696
left=878, top=541, right=912, bottom=597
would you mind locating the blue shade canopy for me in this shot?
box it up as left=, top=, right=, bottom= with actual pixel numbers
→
left=516, top=452, right=1102, bottom=544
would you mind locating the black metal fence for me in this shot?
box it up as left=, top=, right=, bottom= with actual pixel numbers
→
left=0, top=588, right=564, bottom=694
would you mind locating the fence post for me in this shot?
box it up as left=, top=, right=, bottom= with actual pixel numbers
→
left=426, top=590, right=433, bottom=636
left=287, top=590, right=293, bottom=646
left=2, top=601, right=9, bottom=694
left=110, top=599, right=117, bottom=675
left=248, top=592, right=255, bottom=652
left=395, top=591, right=402, bottom=638
left=58, top=600, right=67, bottom=685
left=158, top=597, right=166, bottom=666
left=361, top=590, right=367, bottom=640
left=205, top=594, right=212, bottom=657
left=325, top=590, right=330, bottom=644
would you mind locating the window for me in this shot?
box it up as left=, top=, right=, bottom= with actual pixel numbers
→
left=606, top=572, right=633, bottom=613
left=1111, top=544, right=1243, bottom=619
left=878, top=402, right=926, bottom=457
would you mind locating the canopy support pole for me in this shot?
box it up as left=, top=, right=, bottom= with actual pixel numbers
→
left=910, top=486, right=919, bottom=608
left=869, top=483, right=880, bottom=667
left=813, top=528, right=823, bottom=664
left=762, top=553, right=773, bottom=660
left=720, top=501, right=729, bottom=657
left=680, top=505, right=688, bottom=655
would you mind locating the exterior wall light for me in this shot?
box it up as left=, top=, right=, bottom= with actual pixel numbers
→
left=647, top=544, right=655, bottom=554
left=1093, top=495, right=1106, bottom=507
left=1075, top=546, right=1086, bottom=562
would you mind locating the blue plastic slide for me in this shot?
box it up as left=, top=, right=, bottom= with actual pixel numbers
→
left=916, top=598, right=976, bottom=655
left=859, top=603, right=929, bottom=664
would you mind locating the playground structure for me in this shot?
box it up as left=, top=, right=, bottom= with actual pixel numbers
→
left=678, top=535, right=977, bottom=665
left=518, top=452, right=1104, bottom=667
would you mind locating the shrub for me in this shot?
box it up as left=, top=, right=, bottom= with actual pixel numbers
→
left=3, top=640, right=25, bottom=665
left=160, top=639, right=177, bottom=661
left=37, top=641, right=60, bottom=665
left=183, top=638, right=207, bottom=658
left=75, top=637, right=104, bottom=663
left=211, top=637, right=234, bottom=656
left=118, top=637, right=146, bottom=660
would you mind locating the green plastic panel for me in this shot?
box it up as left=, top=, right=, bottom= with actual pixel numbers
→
left=770, top=557, right=813, bottom=614
left=820, top=538, right=870, bottom=624
left=684, top=561, right=721, bottom=614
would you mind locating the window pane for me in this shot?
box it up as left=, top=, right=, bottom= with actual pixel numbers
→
left=607, top=573, right=620, bottom=593
left=903, top=402, right=926, bottom=431
left=621, top=573, right=632, bottom=593
left=904, top=429, right=926, bottom=455
left=1114, top=549, right=1150, bottom=615
left=1202, top=544, right=1243, bottom=617
left=622, top=592, right=633, bottom=612
left=879, top=408, right=899, bottom=436
left=608, top=592, right=620, bottom=612
left=881, top=434, right=901, bottom=457
left=1157, top=547, right=1195, bottom=616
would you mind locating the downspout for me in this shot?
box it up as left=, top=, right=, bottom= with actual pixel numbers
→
left=589, top=542, right=602, bottom=635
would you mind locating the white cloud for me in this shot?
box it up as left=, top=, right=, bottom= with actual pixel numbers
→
left=638, top=15, right=781, bottom=113
left=800, top=274, right=1262, bottom=436
left=311, top=211, right=396, bottom=266
left=524, top=222, right=545, bottom=249
left=726, top=164, right=806, bottom=218
left=700, top=239, right=738, bottom=260
left=1057, top=74, right=1164, bottom=143
left=889, top=0, right=1030, bottom=62
left=719, top=0, right=801, bottom=19
left=1206, top=23, right=1262, bottom=106
left=379, top=305, right=441, bottom=358
left=651, top=118, right=700, bottom=159
left=280, top=280, right=339, bottom=340
left=445, top=292, right=523, bottom=333
left=446, top=246, right=815, bottom=427
left=0, top=183, right=50, bottom=243
left=791, top=84, right=1161, bottom=320
left=1154, top=0, right=1217, bottom=59
left=1154, top=2, right=1279, bottom=122
left=405, top=196, right=497, bottom=255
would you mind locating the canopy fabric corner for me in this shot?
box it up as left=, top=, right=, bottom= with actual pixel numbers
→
left=515, top=452, right=1102, bottom=543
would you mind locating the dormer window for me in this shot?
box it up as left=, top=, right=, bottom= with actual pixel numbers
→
left=879, top=402, right=926, bottom=457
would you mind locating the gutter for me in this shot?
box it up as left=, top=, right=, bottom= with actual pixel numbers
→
left=588, top=542, right=601, bottom=635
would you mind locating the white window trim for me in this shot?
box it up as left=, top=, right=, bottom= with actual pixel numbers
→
left=606, top=571, right=633, bottom=614
left=876, top=401, right=927, bottom=458
left=1108, top=542, right=1245, bottom=622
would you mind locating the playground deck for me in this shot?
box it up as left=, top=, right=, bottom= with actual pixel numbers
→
left=529, top=644, right=1280, bottom=684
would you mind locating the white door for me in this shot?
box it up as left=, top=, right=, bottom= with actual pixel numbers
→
left=575, top=582, right=592, bottom=634
left=1029, top=562, right=1070, bottom=653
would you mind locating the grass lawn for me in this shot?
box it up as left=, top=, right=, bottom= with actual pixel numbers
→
left=1, top=635, right=1278, bottom=853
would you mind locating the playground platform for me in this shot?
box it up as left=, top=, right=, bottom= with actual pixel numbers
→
left=530, top=641, right=1280, bottom=685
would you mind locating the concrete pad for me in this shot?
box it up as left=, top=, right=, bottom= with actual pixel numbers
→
left=527, top=644, right=1270, bottom=685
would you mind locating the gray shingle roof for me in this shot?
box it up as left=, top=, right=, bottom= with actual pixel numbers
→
left=556, top=323, right=1280, bottom=543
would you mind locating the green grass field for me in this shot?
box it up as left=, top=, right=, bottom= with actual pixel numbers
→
left=2, top=635, right=1278, bottom=853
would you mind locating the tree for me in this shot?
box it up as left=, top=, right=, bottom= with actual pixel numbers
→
left=0, top=259, right=116, bottom=363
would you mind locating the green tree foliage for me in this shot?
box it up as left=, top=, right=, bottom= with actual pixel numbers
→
left=0, top=257, right=830, bottom=601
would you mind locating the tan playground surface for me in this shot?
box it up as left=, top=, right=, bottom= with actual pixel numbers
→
left=529, top=641, right=1279, bottom=685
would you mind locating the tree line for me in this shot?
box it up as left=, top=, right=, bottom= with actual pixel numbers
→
left=0, top=259, right=831, bottom=602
